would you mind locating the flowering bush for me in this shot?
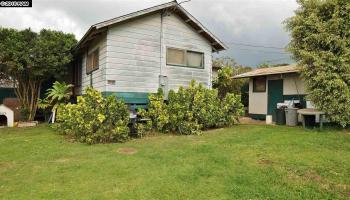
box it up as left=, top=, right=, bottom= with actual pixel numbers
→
left=55, top=87, right=130, bottom=144
left=140, top=81, right=244, bottom=135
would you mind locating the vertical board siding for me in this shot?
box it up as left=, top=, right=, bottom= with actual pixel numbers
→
left=162, top=13, right=212, bottom=91
left=106, top=14, right=162, bottom=94
left=80, top=35, right=107, bottom=94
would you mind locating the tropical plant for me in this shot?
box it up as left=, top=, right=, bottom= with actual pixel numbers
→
left=55, top=87, right=130, bottom=144
left=285, top=0, right=350, bottom=127
left=42, top=81, right=73, bottom=123
left=0, top=28, right=77, bottom=121
left=46, top=81, right=73, bottom=105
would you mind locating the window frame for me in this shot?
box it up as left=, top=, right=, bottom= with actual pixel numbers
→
left=166, top=47, right=186, bottom=67
left=86, top=48, right=99, bottom=74
left=166, top=47, right=204, bottom=69
left=253, top=76, right=266, bottom=93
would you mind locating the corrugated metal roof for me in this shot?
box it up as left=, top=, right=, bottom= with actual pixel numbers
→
left=233, top=65, right=300, bottom=79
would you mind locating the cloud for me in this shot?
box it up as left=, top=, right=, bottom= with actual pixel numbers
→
left=0, top=0, right=299, bottom=66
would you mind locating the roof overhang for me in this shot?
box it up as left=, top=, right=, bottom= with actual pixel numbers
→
left=233, top=65, right=300, bottom=79
left=73, top=1, right=227, bottom=53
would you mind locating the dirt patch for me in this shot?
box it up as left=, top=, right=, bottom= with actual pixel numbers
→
left=304, top=171, right=322, bottom=182
left=54, top=158, right=72, bottom=163
left=0, top=162, right=15, bottom=169
left=239, top=117, right=266, bottom=125
left=257, top=158, right=274, bottom=165
left=116, top=147, right=138, bottom=155
left=286, top=169, right=322, bottom=182
left=192, top=140, right=206, bottom=145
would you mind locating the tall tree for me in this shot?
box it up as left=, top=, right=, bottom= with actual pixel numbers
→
left=212, top=57, right=252, bottom=99
left=0, top=28, right=77, bottom=121
left=285, top=0, right=350, bottom=127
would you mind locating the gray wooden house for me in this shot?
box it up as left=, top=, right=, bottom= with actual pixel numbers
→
left=72, top=1, right=226, bottom=107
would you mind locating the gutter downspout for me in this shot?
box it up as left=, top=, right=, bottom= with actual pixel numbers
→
left=159, top=10, right=168, bottom=97
left=160, top=11, right=164, bottom=76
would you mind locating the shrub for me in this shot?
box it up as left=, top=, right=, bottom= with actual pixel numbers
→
left=55, top=87, right=130, bottom=144
left=221, top=93, right=244, bottom=126
left=140, top=81, right=244, bottom=135
left=285, top=0, right=350, bottom=127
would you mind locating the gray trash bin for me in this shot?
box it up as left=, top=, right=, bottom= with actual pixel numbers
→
left=285, top=108, right=298, bottom=126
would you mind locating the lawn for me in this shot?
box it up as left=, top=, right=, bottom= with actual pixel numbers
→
left=0, top=125, right=349, bottom=200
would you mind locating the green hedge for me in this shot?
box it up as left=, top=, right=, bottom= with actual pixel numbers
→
left=138, top=81, right=244, bottom=135
left=55, top=88, right=130, bottom=144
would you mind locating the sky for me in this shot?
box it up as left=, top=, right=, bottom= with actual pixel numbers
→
left=0, top=0, right=299, bottom=66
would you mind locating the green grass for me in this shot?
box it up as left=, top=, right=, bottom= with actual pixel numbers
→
left=0, top=125, right=349, bottom=200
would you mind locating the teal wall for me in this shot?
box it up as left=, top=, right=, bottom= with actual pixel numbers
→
left=102, top=92, right=150, bottom=110
left=249, top=114, right=266, bottom=120
left=102, top=92, right=150, bottom=104
left=0, top=88, right=16, bottom=104
left=267, top=80, right=284, bottom=121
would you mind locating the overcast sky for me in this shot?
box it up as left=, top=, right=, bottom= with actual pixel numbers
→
left=0, top=0, right=299, bottom=66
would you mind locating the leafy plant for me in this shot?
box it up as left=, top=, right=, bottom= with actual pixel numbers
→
left=212, top=57, right=252, bottom=99
left=285, top=0, right=350, bottom=127
left=46, top=81, right=73, bottom=108
left=140, top=81, right=244, bottom=135
left=55, top=87, right=130, bottom=144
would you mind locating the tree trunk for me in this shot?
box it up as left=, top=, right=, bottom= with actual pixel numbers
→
left=51, top=109, right=56, bottom=123
left=14, top=77, right=42, bottom=121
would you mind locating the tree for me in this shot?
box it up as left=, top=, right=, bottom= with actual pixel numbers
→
left=0, top=28, right=77, bottom=121
left=212, top=57, right=252, bottom=99
left=285, top=0, right=350, bottom=127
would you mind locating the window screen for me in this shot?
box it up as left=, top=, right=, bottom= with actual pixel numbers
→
left=187, top=51, right=203, bottom=68
left=166, top=47, right=204, bottom=68
left=253, top=76, right=266, bottom=92
left=167, top=48, right=185, bottom=66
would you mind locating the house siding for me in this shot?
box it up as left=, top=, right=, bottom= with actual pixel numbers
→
left=162, top=13, right=213, bottom=91
left=105, top=13, right=161, bottom=94
left=248, top=79, right=268, bottom=115
left=78, top=11, right=214, bottom=100
left=80, top=35, right=107, bottom=94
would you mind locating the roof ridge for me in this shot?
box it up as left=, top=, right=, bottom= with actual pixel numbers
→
left=93, top=1, right=178, bottom=28
left=74, top=1, right=226, bottom=52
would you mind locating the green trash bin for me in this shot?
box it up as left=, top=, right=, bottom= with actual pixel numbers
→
left=275, top=108, right=286, bottom=125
